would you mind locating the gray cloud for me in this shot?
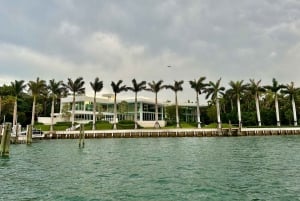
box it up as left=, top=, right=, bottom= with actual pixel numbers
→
left=1, top=0, right=300, bottom=103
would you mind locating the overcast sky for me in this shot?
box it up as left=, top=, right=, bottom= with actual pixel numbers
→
left=1, top=0, right=300, bottom=103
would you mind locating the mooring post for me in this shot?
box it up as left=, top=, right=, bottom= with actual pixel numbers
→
left=13, top=124, right=19, bottom=144
left=0, top=123, right=11, bottom=157
left=218, top=121, right=222, bottom=136
left=26, top=125, right=33, bottom=145
left=238, top=121, right=242, bottom=136
left=228, top=120, right=232, bottom=136
left=79, top=124, right=85, bottom=148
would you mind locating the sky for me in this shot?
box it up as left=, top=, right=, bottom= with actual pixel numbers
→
left=1, top=0, right=300, bottom=104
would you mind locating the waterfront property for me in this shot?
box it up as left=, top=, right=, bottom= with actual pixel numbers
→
left=38, top=95, right=169, bottom=128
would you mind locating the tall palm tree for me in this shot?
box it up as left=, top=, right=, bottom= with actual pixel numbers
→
left=63, top=77, right=85, bottom=128
left=248, top=79, right=265, bottom=127
left=111, top=80, right=128, bottom=129
left=228, top=80, right=248, bottom=127
left=90, top=77, right=103, bottom=130
left=48, top=79, right=64, bottom=132
left=128, top=79, right=146, bottom=129
left=166, top=80, right=184, bottom=128
left=189, top=77, right=208, bottom=128
left=205, top=78, right=225, bottom=129
left=10, top=80, right=26, bottom=126
left=148, top=80, right=166, bottom=128
left=281, top=82, right=299, bottom=126
left=28, top=77, right=47, bottom=126
left=264, top=78, right=285, bottom=126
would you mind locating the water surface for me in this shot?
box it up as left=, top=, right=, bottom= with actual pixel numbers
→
left=1, top=136, right=299, bottom=201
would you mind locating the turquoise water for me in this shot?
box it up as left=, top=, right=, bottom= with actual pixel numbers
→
left=1, top=136, right=300, bottom=201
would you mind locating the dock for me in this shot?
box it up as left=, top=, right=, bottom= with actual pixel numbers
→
left=42, top=127, right=300, bottom=139
left=1, top=127, right=300, bottom=143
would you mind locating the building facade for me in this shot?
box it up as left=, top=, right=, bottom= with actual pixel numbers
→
left=39, top=95, right=166, bottom=128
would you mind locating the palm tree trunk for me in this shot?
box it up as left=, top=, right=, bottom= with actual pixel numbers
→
left=237, top=95, right=242, bottom=127
left=255, top=94, right=262, bottom=127
left=31, top=96, right=36, bottom=126
left=13, top=97, right=17, bottom=126
left=155, top=92, right=159, bottom=128
left=196, top=93, right=201, bottom=128
left=292, top=96, right=297, bottom=126
left=113, top=93, right=117, bottom=130
left=216, top=98, right=221, bottom=129
left=0, top=96, right=1, bottom=121
left=50, top=96, right=55, bottom=132
left=175, top=92, right=180, bottom=128
left=275, top=94, right=280, bottom=126
left=72, top=93, right=75, bottom=128
left=92, top=92, right=96, bottom=130
left=134, top=92, right=138, bottom=129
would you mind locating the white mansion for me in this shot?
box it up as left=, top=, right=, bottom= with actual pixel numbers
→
left=38, top=95, right=166, bottom=127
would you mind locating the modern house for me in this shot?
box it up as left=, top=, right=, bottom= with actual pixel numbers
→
left=38, top=95, right=167, bottom=128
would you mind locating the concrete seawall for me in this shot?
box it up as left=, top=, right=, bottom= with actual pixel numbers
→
left=43, top=127, right=300, bottom=139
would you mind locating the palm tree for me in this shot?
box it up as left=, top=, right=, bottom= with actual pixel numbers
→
left=189, top=77, right=208, bottom=128
left=63, top=77, right=85, bottom=129
left=148, top=80, right=166, bottom=128
left=127, top=79, right=146, bottom=129
left=48, top=79, right=64, bottom=132
left=228, top=80, right=248, bottom=128
left=166, top=80, right=184, bottom=128
left=281, top=82, right=299, bottom=126
left=248, top=79, right=265, bottom=127
left=28, top=77, right=47, bottom=126
left=90, top=77, right=103, bottom=130
left=205, top=78, right=225, bottom=129
left=10, top=80, right=27, bottom=126
left=264, top=78, right=285, bottom=126
left=111, top=80, right=128, bottom=129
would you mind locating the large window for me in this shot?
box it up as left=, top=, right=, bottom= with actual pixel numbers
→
left=85, top=103, right=93, bottom=111
left=75, top=102, right=84, bottom=111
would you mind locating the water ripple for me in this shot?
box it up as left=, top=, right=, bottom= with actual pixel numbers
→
left=0, top=136, right=299, bottom=201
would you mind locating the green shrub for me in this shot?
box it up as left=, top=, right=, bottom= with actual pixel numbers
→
left=118, top=120, right=134, bottom=124
left=55, top=122, right=72, bottom=126
left=117, top=120, right=135, bottom=129
left=34, top=124, right=50, bottom=131
left=95, top=121, right=113, bottom=130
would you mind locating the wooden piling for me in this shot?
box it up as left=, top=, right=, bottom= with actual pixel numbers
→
left=79, top=124, right=85, bottom=148
left=0, top=123, right=11, bottom=157
left=26, top=125, right=33, bottom=145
